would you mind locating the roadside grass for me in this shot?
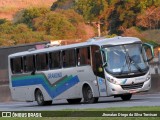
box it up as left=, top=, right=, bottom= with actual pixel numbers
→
left=0, top=118, right=159, bottom=120
left=0, top=106, right=159, bottom=120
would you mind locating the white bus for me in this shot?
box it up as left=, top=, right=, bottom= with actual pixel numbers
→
left=8, top=36, right=154, bottom=105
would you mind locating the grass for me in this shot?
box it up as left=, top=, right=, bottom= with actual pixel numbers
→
left=0, top=118, right=157, bottom=120
left=0, top=106, right=159, bottom=120
left=0, top=0, right=56, bottom=20
left=89, top=106, right=160, bottom=111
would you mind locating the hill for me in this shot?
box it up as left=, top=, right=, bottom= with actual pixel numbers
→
left=0, top=0, right=56, bottom=20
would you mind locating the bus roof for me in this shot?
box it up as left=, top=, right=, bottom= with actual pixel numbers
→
left=9, top=36, right=141, bottom=58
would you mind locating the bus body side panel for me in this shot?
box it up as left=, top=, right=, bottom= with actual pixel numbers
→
left=51, top=66, right=99, bottom=100
left=10, top=66, right=100, bottom=102
left=10, top=85, right=50, bottom=102
left=10, top=75, right=52, bottom=101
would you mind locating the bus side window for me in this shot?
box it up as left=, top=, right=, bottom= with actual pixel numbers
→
left=36, top=53, right=49, bottom=71
left=62, top=49, right=76, bottom=68
left=24, top=55, right=35, bottom=73
left=11, top=57, right=23, bottom=74
left=76, top=47, right=91, bottom=66
left=49, top=51, right=61, bottom=69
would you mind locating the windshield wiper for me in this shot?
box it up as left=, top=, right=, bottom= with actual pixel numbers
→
left=123, top=45, right=143, bottom=73
left=128, top=55, right=143, bottom=72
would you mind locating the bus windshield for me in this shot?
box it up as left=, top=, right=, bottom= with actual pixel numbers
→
left=103, top=44, right=149, bottom=76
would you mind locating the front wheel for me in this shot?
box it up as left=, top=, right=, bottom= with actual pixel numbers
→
left=83, top=85, right=98, bottom=103
left=121, top=94, right=132, bottom=101
left=35, top=89, right=52, bottom=106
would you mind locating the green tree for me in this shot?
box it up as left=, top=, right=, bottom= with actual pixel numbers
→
left=33, top=11, right=77, bottom=39
left=106, top=0, right=142, bottom=34
left=51, top=0, right=74, bottom=11
left=74, top=0, right=108, bottom=22
left=0, top=21, right=15, bottom=34
left=0, top=19, right=7, bottom=25
left=15, top=7, right=50, bottom=29
left=0, top=21, right=49, bottom=46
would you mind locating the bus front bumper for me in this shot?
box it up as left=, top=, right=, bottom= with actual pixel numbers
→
left=107, top=79, right=151, bottom=96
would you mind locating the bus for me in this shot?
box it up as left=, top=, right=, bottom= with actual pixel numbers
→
left=8, top=36, right=154, bottom=106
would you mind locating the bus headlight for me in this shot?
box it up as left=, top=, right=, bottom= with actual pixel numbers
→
left=146, top=75, right=151, bottom=81
left=107, top=77, right=117, bottom=84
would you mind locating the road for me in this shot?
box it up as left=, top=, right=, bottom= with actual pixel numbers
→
left=0, top=93, right=160, bottom=111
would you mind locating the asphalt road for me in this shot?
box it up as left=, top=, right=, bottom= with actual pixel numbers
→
left=0, top=93, right=160, bottom=111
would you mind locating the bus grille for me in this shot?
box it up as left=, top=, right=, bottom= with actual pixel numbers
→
left=121, top=82, right=144, bottom=90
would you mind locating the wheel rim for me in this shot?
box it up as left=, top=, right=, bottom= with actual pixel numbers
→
left=37, top=91, right=43, bottom=104
left=87, top=89, right=93, bottom=100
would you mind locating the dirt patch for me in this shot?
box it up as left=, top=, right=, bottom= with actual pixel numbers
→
left=0, top=85, right=11, bottom=102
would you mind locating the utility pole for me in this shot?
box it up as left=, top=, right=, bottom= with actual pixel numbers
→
left=87, top=21, right=103, bottom=37
left=158, top=47, right=160, bottom=64
left=97, top=22, right=101, bottom=37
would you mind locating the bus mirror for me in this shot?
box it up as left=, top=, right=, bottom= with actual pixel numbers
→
left=142, top=43, right=154, bottom=62
left=103, top=62, right=108, bottom=67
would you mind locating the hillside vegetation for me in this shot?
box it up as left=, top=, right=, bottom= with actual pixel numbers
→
left=0, top=0, right=160, bottom=47
left=0, top=0, right=56, bottom=20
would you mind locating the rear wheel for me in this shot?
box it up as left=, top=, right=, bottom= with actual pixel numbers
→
left=121, top=94, right=132, bottom=101
left=35, top=89, right=52, bottom=106
left=83, top=85, right=98, bottom=103
left=67, top=98, right=81, bottom=104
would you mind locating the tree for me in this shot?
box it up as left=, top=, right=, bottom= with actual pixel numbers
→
left=136, top=6, right=160, bottom=29
left=15, top=7, right=50, bottom=29
left=0, top=21, right=15, bottom=34
left=106, top=0, right=143, bottom=34
left=0, top=19, right=7, bottom=25
left=74, top=0, right=108, bottom=22
left=51, top=0, right=74, bottom=11
left=33, top=11, right=77, bottom=39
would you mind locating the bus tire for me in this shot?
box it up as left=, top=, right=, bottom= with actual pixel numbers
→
left=35, top=89, right=52, bottom=106
left=67, top=98, right=81, bottom=104
left=83, top=85, right=98, bottom=103
left=121, top=94, right=132, bottom=101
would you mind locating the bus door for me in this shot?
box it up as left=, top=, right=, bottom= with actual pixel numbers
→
left=92, top=46, right=107, bottom=96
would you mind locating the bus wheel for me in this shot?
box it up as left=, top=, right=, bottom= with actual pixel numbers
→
left=83, top=85, right=98, bottom=103
left=121, top=94, right=132, bottom=101
left=67, top=98, right=81, bottom=104
left=35, top=89, right=45, bottom=106
left=35, top=89, right=52, bottom=106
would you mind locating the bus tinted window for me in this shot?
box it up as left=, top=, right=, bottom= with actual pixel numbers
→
left=77, top=47, right=91, bottom=66
left=62, top=49, right=76, bottom=68
left=91, top=45, right=104, bottom=78
left=11, top=57, right=23, bottom=74
left=36, top=53, right=48, bottom=71
left=24, top=55, right=35, bottom=72
left=49, top=51, right=61, bottom=69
